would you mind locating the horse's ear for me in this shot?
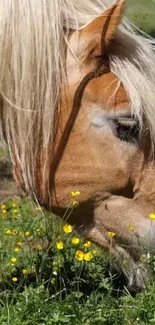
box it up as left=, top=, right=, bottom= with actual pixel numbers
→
left=82, top=0, right=126, bottom=54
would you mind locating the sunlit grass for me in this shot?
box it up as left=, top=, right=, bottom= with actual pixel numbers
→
left=0, top=199, right=115, bottom=324
left=0, top=198, right=108, bottom=289
left=1, top=198, right=155, bottom=324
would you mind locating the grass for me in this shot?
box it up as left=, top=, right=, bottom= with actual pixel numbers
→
left=127, top=0, right=155, bottom=36
left=0, top=199, right=115, bottom=324
left=1, top=199, right=155, bottom=324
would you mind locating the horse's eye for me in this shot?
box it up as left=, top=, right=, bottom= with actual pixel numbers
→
left=116, top=116, right=140, bottom=142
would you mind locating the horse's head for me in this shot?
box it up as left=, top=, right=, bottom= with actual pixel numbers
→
left=53, top=0, right=155, bottom=289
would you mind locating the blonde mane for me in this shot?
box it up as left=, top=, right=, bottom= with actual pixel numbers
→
left=0, top=0, right=155, bottom=201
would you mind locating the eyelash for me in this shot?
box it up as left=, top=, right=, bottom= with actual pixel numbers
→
left=116, top=119, right=140, bottom=142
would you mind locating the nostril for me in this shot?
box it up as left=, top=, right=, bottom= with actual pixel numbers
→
left=112, top=180, right=134, bottom=199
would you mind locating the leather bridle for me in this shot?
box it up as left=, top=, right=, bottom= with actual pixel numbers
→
left=50, top=6, right=117, bottom=187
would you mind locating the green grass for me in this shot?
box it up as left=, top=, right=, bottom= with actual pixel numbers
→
left=127, top=0, right=155, bottom=35
left=1, top=199, right=155, bottom=324
left=0, top=199, right=113, bottom=324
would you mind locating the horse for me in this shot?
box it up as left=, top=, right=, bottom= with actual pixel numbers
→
left=1, top=0, right=155, bottom=290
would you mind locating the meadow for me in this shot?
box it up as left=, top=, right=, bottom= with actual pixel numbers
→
left=1, top=198, right=155, bottom=325
left=1, top=2, right=155, bottom=324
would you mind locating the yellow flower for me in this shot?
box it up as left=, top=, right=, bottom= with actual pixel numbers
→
left=12, top=203, right=17, bottom=208
left=12, top=277, right=18, bottom=282
left=6, top=229, right=18, bottom=235
left=1, top=204, right=6, bottom=209
left=56, top=241, right=64, bottom=250
left=149, top=213, right=155, bottom=220
left=128, top=224, right=134, bottom=231
left=36, top=228, right=41, bottom=233
left=75, top=250, right=84, bottom=261
left=22, top=269, right=29, bottom=275
left=107, top=231, right=116, bottom=238
left=14, top=247, right=20, bottom=252
left=92, top=249, right=98, bottom=255
left=84, top=252, right=93, bottom=261
left=25, top=231, right=30, bottom=236
left=122, top=260, right=128, bottom=265
left=13, top=209, right=18, bottom=214
left=72, top=200, right=79, bottom=207
left=71, top=191, right=81, bottom=197
left=63, top=224, right=73, bottom=233
left=10, top=257, right=17, bottom=263
left=2, top=209, right=7, bottom=214
left=6, top=229, right=12, bottom=235
left=12, top=229, right=18, bottom=235
left=71, top=237, right=80, bottom=245
left=84, top=241, right=91, bottom=248
left=17, top=242, right=22, bottom=247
